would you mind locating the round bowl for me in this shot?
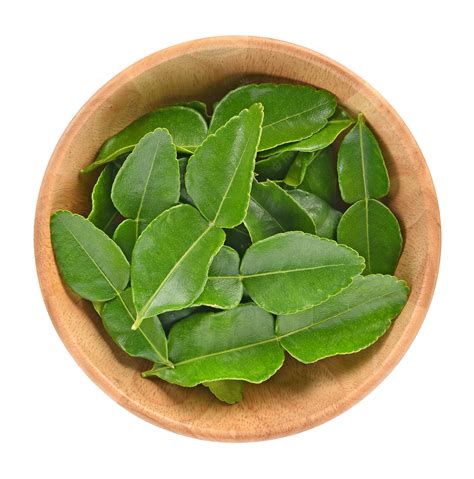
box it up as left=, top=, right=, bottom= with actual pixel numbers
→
left=35, top=36, right=441, bottom=441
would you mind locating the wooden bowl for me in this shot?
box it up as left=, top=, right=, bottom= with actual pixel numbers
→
left=35, top=36, right=440, bottom=441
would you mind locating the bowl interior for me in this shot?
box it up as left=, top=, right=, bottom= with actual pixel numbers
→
left=35, top=37, right=440, bottom=441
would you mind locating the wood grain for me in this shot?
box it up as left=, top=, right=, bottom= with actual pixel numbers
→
left=34, top=36, right=441, bottom=441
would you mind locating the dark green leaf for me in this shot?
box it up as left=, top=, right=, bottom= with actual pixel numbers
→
left=87, top=163, right=121, bottom=236
left=186, top=104, right=263, bottom=227
left=210, top=84, right=336, bottom=151
left=204, top=380, right=244, bottom=404
left=254, top=151, right=297, bottom=181
left=143, top=304, right=284, bottom=386
left=159, top=307, right=203, bottom=334
left=299, top=147, right=338, bottom=205
left=240, top=231, right=364, bottom=314
left=224, top=224, right=252, bottom=257
left=337, top=113, right=389, bottom=203
left=276, top=275, right=409, bottom=363
left=82, top=106, right=208, bottom=173
left=287, top=189, right=341, bottom=239
left=111, top=129, right=180, bottom=223
left=260, top=107, right=354, bottom=156
left=244, top=181, right=315, bottom=242
left=194, top=246, right=243, bottom=309
left=101, top=289, right=170, bottom=365
left=50, top=211, right=129, bottom=301
left=113, top=219, right=146, bottom=261
left=131, top=204, right=225, bottom=327
left=178, top=157, right=194, bottom=205
left=337, top=199, right=403, bottom=274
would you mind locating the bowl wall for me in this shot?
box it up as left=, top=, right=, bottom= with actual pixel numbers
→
left=35, top=36, right=440, bottom=441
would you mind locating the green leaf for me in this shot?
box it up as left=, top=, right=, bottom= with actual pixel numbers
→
left=254, top=151, right=297, bottom=181
left=210, top=83, right=337, bottom=151
left=112, top=219, right=146, bottom=261
left=81, top=106, right=208, bottom=173
left=101, top=289, right=170, bottom=365
left=177, top=157, right=194, bottom=205
left=276, top=275, right=409, bottom=363
left=244, top=181, right=315, bottom=243
left=194, top=246, right=243, bottom=309
left=111, top=129, right=180, bottom=223
left=143, top=304, right=284, bottom=386
left=283, top=151, right=317, bottom=187
left=224, top=224, right=252, bottom=257
left=240, top=231, right=365, bottom=314
left=87, top=163, right=121, bottom=237
left=51, top=211, right=129, bottom=301
left=204, top=380, right=244, bottom=404
left=131, top=204, right=225, bottom=328
left=260, top=107, right=354, bottom=156
left=287, top=189, right=341, bottom=240
left=337, top=113, right=390, bottom=203
left=177, top=100, right=210, bottom=120
left=299, top=147, right=338, bottom=205
left=337, top=199, right=403, bottom=274
left=186, top=104, right=263, bottom=228
left=159, top=306, right=203, bottom=334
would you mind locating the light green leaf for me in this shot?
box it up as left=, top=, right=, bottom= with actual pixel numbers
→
left=283, top=151, right=317, bottom=187
left=255, top=151, right=297, bottom=181
left=87, top=163, right=121, bottom=237
left=210, top=83, right=336, bottom=151
left=260, top=107, right=354, bottom=156
left=112, top=219, right=146, bottom=261
left=299, top=147, right=338, bottom=205
left=177, top=100, right=210, bottom=120
left=276, top=275, right=409, bottom=363
left=244, top=181, right=315, bottom=243
left=337, top=113, right=390, bottom=203
left=240, top=231, right=365, bottom=314
left=287, top=189, right=341, bottom=240
left=101, top=289, right=170, bottom=365
left=204, top=380, right=244, bottom=404
left=143, top=304, right=284, bottom=386
left=337, top=199, right=403, bottom=274
left=194, top=246, right=243, bottom=309
left=111, top=128, right=180, bottom=223
left=82, top=106, right=208, bottom=173
left=131, top=204, right=225, bottom=328
left=186, top=104, right=263, bottom=228
left=51, top=211, right=129, bottom=301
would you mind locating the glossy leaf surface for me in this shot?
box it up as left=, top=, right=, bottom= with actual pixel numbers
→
left=337, top=199, right=403, bottom=274
left=241, top=231, right=364, bottom=314
left=51, top=211, right=129, bottom=301
left=337, top=113, right=389, bottom=203
left=159, top=307, right=203, bottom=334
left=82, top=106, right=208, bottom=172
left=113, top=219, right=146, bottom=261
left=143, top=304, right=284, bottom=386
left=284, top=151, right=317, bottom=187
left=194, top=246, right=243, bottom=309
left=210, top=84, right=336, bottom=151
left=87, top=163, right=121, bottom=237
left=131, top=204, right=225, bottom=327
left=111, top=129, right=179, bottom=223
left=244, top=181, right=315, bottom=242
left=288, top=189, right=341, bottom=239
left=254, top=151, right=296, bottom=181
left=204, top=381, right=244, bottom=404
left=101, top=289, right=169, bottom=365
left=276, top=275, right=409, bottom=363
left=262, top=107, right=354, bottom=156
left=299, top=148, right=338, bottom=205
left=186, top=104, right=263, bottom=227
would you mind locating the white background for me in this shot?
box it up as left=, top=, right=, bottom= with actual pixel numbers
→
left=1, top=1, right=472, bottom=477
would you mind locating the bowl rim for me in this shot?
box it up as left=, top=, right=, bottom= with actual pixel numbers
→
left=34, top=35, right=441, bottom=441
